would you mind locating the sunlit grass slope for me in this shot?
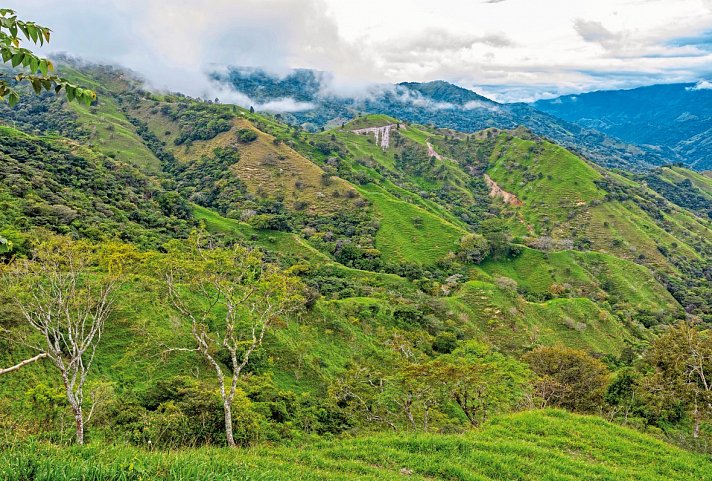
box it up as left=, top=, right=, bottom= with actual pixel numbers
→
left=2, top=410, right=709, bottom=481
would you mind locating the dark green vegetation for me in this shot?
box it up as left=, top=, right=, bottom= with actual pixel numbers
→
left=2, top=410, right=711, bottom=481
left=535, top=82, right=712, bottom=170
left=0, top=125, right=192, bottom=249
left=1, top=60, right=711, bottom=476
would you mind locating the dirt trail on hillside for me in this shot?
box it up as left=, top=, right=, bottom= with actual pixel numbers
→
left=484, top=174, right=523, bottom=206
left=426, top=142, right=442, bottom=160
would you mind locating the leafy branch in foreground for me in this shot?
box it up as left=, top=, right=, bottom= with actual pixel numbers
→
left=0, top=8, right=95, bottom=106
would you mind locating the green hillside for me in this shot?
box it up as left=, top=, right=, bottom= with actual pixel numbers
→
left=3, top=410, right=710, bottom=481
left=1, top=60, right=711, bottom=475
left=359, top=184, right=464, bottom=264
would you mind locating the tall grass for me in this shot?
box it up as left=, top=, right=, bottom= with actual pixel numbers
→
left=2, top=410, right=709, bottom=481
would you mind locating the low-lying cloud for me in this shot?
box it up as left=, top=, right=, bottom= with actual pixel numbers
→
left=686, top=79, right=712, bottom=90
left=205, top=84, right=315, bottom=112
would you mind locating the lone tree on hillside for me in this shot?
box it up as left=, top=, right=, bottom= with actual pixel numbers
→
left=0, top=236, right=129, bottom=444
left=524, top=345, right=610, bottom=413
left=0, top=8, right=95, bottom=106
left=162, top=234, right=304, bottom=447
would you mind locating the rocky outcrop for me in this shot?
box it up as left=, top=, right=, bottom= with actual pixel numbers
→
left=351, top=124, right=399, bottom=149
left=484, top=174, right=523, bottom=206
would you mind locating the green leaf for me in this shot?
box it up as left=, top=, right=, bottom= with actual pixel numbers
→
left=18, top=23, right=29, bottom=41
left=38, top=58, right=48, bottom=76
left=10, top=52, right=22, bottom=67
left=8, top=91, right=19, bottom=107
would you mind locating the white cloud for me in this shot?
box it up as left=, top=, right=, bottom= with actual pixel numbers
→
left=391, top=88, right=456, bottom=110
left=203, top=84, right=315, bottom=112
left=259, top=99, right=316, bottom=112
left=4, top=0, right=712, bottom=101
left=687, top=80, right=712, bottom=90
left=463, top=100, right=500, bottom=111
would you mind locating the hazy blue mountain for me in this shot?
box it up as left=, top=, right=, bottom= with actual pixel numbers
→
left=212, top=68, right=669, bottom=170
left=535, top=83, right=712, bottom=170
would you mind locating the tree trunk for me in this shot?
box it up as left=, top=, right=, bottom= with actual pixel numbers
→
left=73, top=403, right=84, bottom=445
left=63, top=371, right=85, bottom=445
left=693, top=409, right=700, bottom=439
left=224, top=400, right=236, bottom=447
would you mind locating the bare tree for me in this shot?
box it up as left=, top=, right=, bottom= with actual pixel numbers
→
left=163, top=236, right=303, bottom=447
left=1, top=236, right=122, bottom=444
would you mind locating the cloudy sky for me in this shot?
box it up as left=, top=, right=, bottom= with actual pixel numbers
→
left=6, top=0, right=712, bottom=101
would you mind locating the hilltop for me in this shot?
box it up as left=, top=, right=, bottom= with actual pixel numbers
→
left=210, top=67, right=669, bottom=170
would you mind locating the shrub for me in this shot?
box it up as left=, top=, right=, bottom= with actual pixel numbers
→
left=237, top=128, right=258, bottom=143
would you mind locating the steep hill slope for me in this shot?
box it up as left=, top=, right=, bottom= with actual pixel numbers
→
left=3, top=410, right=710, bottom=481
left=0, top=126, right=191, bottom=249
left=2, top=60, right=712, bottom=459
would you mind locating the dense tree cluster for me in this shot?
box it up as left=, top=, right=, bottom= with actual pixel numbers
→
left=160, top=102, right=233, bottom=145
left=0, top=128, right=193, bottom=249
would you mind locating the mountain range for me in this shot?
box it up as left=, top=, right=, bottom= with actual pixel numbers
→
left=214, top=67, right=712, bottom=171
left=535, top=82, right=712, bottom=170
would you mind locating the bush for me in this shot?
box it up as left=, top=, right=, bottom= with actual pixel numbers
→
left=457, top=234, right=490, bottom=264
left=237, top=128, right=258, bottom=143
left=524, top=346, right=609, bottom=413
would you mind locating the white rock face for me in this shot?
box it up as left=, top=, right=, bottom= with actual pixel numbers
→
left=351, top=124, right=400, bottom=149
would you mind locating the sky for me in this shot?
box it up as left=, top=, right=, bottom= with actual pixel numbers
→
left=6, top=0, right=712, bottom=102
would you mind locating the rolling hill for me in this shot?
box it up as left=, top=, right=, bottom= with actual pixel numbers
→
left=211, top=67, right=669, bottom=170
left=1, top=60, right=711, bottom=473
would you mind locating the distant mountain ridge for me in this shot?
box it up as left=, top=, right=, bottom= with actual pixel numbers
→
left=212, top=67, right=669, bottom=171
left=535, top=82, right=712, bottom=170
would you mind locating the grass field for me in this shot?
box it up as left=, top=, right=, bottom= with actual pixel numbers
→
left=447, top=281, right=632, bottom=354
left=484, top=134, right=712, bottom=276
left=479, top=247, right=680, bottom=315
left=359, top=184, right=464, bottom=265
left=659, top=165, right=712, bottom=196
left=2, top=410, right=709, bottom=481
left=59, top=67, right=163, bottom=173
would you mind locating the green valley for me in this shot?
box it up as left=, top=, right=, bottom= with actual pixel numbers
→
left=1, top=45, right=711, bottom=480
